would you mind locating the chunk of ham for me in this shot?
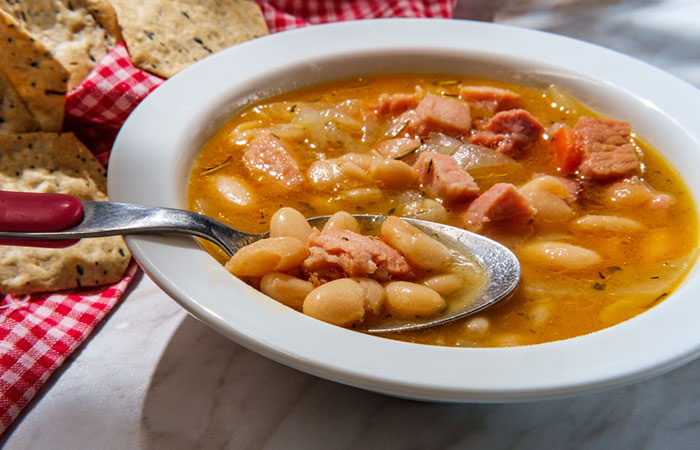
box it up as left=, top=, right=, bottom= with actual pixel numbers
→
left=373, top=93, right=418, bottom=115
left=243, top=134, right=304, bottom=189
left=463, top=183, right=536, bottom=232
left=459, top=85, right=520, bottom=114
left=574, top=116, right=639, bottom=181
left=302, top=229, right=413, bottom=283
left=414, top=151, right=480, bottom=203
left=470, top=109, right=543, bottom=157
left=408, top=93, right=472, bottom=135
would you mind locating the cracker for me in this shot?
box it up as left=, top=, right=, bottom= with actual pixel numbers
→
left=110, top=0, right=268, bottom=78
left=0, top=10, right=67, bottom=131
left=0, top=0, right=122, bottom=91
left=0, top=72, right=39, bottom=134
left=0, top=132, right=131, bottom=295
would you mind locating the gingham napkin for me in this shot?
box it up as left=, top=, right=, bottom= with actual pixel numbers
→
left=0, top=0, right=454, bottom=436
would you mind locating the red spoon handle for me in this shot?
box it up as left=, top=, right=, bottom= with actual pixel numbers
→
left=0, top=191, right=84, bottom=248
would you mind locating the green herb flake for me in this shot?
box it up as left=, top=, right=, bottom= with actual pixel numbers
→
left=393, top=145, right=420, bottom=161
left=201, top=156, right=232, bottom=175
left=592, top=282, right=606, bottom=291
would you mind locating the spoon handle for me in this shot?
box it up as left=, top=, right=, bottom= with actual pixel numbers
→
left=0, top=191, right=258, bottom=256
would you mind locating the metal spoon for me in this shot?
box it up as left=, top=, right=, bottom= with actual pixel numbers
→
left=0, top=191, right=520, bottom=333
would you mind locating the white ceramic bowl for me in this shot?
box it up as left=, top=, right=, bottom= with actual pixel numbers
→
left=109, top=19, right=700, bottom=402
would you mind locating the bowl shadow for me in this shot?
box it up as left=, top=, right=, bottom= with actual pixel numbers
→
left=137, top=314, right=700, bottom=449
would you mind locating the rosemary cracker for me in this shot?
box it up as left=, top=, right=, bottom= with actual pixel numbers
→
left=0, top=9, right=68, bottom=131
left=0, top=132, right=130, bottom=295
left=0, top=72, right=39, bottom=134
left=109, top=0, right=268, bottom=78
left=0, top=0, right=122, bottom=91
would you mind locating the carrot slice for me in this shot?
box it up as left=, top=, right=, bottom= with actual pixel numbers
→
left=553, top=125, right=581, bottom=173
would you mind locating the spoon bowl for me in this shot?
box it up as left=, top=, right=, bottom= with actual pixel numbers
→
left=0, top=190, right=520, bottom=332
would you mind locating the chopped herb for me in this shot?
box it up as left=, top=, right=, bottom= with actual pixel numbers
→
left=598, top=271, right=605, bottom=279
left=76, top=265, right=84, bottom=276
left=650, top=276, right=660, bottom=279
left=181, top=11, right=190, bottom=19
left=393, top=145, right=420, bottom=160
left=387, top=207, right=396, bottom=215
left=288, top=104, right=297, bottom=112
left=426, top=159, right=433, bottom=174
left=144, top=30, right=155, bottom=40
left=442, top=93, right=458, bottom=97
left=201, top=156, right=232, bottom=175
left=592, top=282, right=606, bottom=291
left=606, top=266, right=622, bottom=274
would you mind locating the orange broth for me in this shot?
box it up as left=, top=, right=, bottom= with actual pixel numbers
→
left=187, top=75, right=698, bottom=347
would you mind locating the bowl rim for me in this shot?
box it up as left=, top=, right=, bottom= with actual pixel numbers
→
left=108, top=18, right=700, bottom=402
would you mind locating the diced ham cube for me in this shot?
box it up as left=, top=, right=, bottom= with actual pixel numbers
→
left=409, top=93, right=472, bottom=135
left=470, top=109, right=543, bottom=157
left=243, top=134, right=304, bottom=189
left=463, top=183, right=536, bottom=232
left=459, top=85, right=520, bottom=114
left=373, top=93, right=419, bottom=115
left=302, top=229, right=413, bottom=283
left=414, top=151, right=480, bottom=203
left=574, top=116, right=639, bottom=181
left=377, top=137, right=422, bottom=159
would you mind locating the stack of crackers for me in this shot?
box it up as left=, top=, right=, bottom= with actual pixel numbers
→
left=0, top=0, right=268, bottom=294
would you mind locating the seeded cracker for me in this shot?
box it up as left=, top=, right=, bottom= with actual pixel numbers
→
left=0, top=0, right=122, bottom=91
left=109, top=0, right=268, bottom=79
left=0, top=72, right=39, bottom=134
left=0, top=9, right=67, bottom=131
left=0, top=132, right=131, bottom=295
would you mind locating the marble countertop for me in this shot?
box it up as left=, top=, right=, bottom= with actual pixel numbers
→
left=3, top=1, right=700, bottom=448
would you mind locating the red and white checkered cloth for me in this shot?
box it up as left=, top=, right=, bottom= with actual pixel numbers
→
left=0, top=0, right=454, bottom=436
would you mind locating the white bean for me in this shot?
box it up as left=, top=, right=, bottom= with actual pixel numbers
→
left=214, top=175, right=254, bottom=207
left=351, top=277, right=386, bottom=317
left=340, top=161, right=370, bottom=182
left=303, top=278, right=365, bottom=326
left=369, top=159, right=418, bottom=189
left=225, top=237, right=308, bottom=277
left=420, top=274, right=463, bottom=296
left=571, top=215, right=643, bottom=233
left=337, top=187, right=383, bottom=202
left=519, top=241, right=601, bottom=270
left=464, top=316, right=489, bottom=334
left=260, top=272, right=313, bottom=310
left=338, top=152, right=378, bottom=170
left=384, top=281, right=445, bottom=317
left=323, top=211, right=360, bottom=233
left=398, top=198, right=449, bottom=223
left=270, top=207, right=313, bottom=242
left=380, top=216, right=452, bottom=271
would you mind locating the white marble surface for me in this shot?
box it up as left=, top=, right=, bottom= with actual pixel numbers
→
left=3, top=1, right=700, bottom=448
